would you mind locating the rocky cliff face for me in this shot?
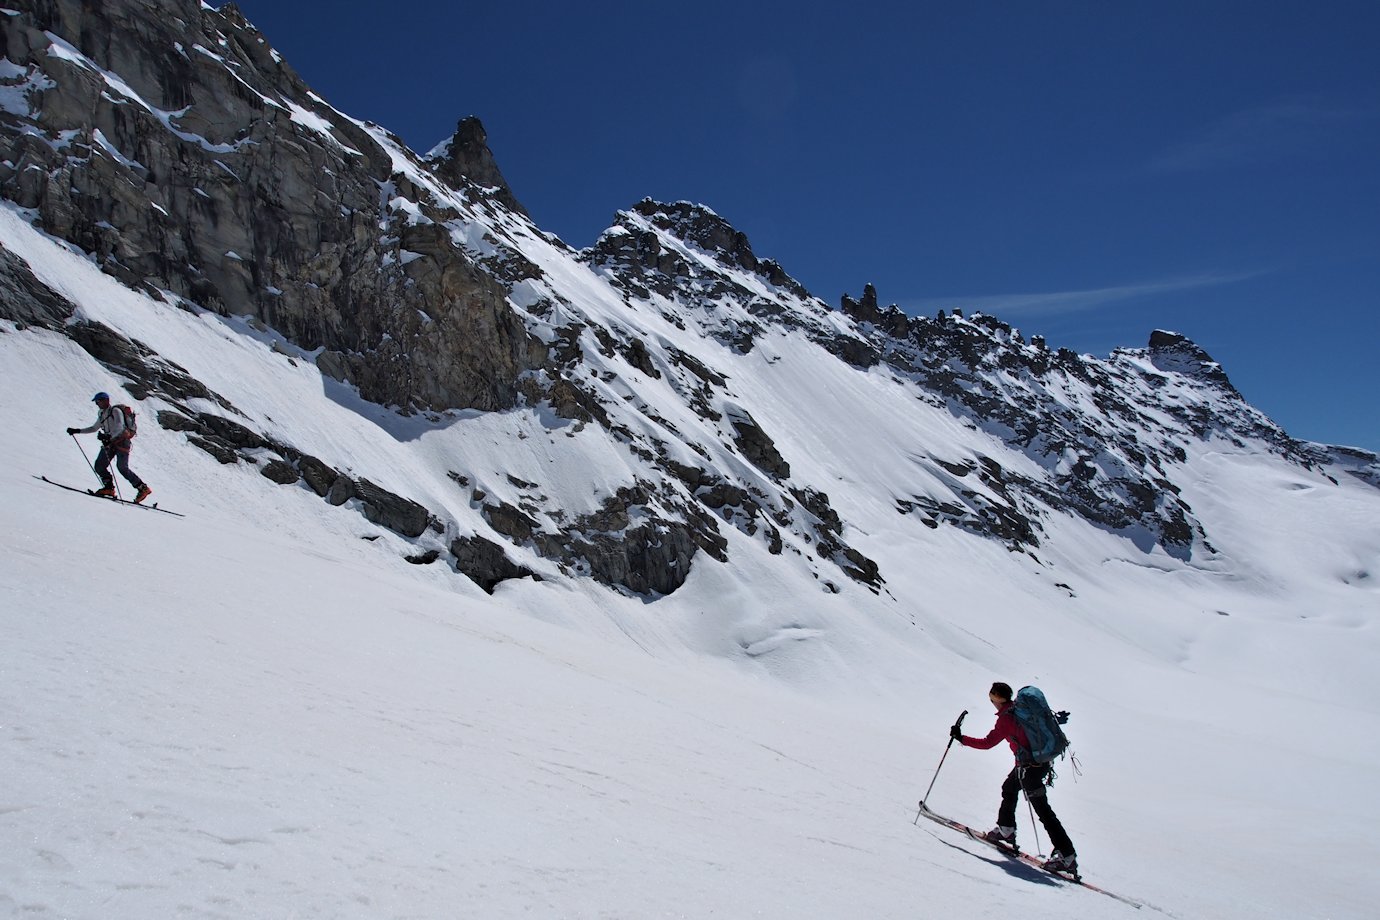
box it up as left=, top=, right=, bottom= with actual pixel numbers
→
left=2, top=0, right=1375, bottom=599
left=0, top=0, right=543, bottom=412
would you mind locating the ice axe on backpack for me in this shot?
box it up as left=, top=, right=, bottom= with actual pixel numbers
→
left=915, top=710, right=966, bottom=823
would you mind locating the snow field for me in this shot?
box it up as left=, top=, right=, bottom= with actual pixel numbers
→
left=2, top=199, right=1379, bottom=917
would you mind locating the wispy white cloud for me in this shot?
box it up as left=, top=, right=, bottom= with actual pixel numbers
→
left=1147, top=96, right=1379, bottom=174
left=902, top=270, right=1266, bottom=318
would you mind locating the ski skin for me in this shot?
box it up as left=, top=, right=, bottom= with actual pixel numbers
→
left=36, top=476, right=185, bottom=517
left=916, top=802, right=1143, bottom=909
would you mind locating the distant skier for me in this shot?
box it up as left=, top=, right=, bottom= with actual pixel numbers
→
left=953, top=681, right=1077, bottom=873
left=67, top=391, right=151, bottom=504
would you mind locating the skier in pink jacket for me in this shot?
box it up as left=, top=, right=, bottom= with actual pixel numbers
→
left=955, top=681, right=1077, bottom=873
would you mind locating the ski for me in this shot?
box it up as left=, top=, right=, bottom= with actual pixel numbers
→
left=36, top=476, right=186, bottom=517
left=915, top=802, right=1144, bottom=909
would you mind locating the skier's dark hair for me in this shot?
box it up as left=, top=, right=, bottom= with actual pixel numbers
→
left=990, top=682, right=1014, bottom=701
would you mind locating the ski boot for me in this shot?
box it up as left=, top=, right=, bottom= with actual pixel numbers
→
left=983, top=826, right=1017, bottom=847
left=1042, top=851, right=1078, bottom=874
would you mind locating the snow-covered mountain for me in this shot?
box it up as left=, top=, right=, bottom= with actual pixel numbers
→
left=2, top=2, right=1379, bottom=918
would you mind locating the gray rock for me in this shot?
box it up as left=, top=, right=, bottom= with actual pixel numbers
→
left=187, top=435, right=239, bottom=464
left=449, top=535, right=536, bottom=593
left=196, top=413, right=268, bottom=451
left=297, top=455, right=338, bottom=497
left=155, top=410, right=198, bottom=432
left=354, top=478, right=431, bottom=538
left=0, top=245, right=75, bottom=329
left=522, top=487, right=728, bottom=596
left=64, top=320, right=231, bottom=407
left=260, top=459, right=300, bottom=485
left=325, top=475, right=356, bottom=507
left=727, top=408, right=791, bottom=480
left=484, top=502, right=539, bottom=543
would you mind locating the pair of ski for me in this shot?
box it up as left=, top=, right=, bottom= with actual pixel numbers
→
left=36, top=475, right=185, bottom=517
left=915, top=801, right=1144, bottom=909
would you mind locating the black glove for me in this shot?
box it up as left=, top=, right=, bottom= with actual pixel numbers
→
left=66, top=427, right=78, bottom=435
left=950, top=724, right=963, bottom=742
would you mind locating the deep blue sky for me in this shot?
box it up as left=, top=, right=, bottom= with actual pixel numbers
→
left=223, top=1, right=1379, bottom=452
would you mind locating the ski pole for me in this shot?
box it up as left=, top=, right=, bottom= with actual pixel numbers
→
left=71, top=433, right=118, bottom=497
left=1018, top=765, right=1044, bottom=855
left=1025, top=790, right=1043, bottom=855
left=70, top=432, right=96, bottom=476
left=915, top=710, right=967, bottom=822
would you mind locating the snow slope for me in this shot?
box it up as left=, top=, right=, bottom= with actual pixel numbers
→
left=4, top=201, right=1380, bottom=920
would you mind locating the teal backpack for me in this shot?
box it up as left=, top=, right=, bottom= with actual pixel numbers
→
left=1012, top=686, right=1070, bottom=764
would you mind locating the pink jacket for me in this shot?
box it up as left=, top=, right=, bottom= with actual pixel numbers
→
left=960, top=703, right=1029, bottom=759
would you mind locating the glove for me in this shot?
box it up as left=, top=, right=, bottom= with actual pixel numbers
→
left=66, top=427, right=78, bottom=435
left=950, top=724, right=964, bottom=742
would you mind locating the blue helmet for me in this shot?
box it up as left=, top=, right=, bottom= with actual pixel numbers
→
left=92, top=391, right=110, bottom=402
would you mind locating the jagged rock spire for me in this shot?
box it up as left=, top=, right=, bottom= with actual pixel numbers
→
left=426, top=116, right=528, bottom=217
left=1148, top=330, right=1238, bottom=394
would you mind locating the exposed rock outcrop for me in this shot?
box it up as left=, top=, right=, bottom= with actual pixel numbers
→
left=425, top=116, right=528, bottom=217
left=450, top=535, right=537, bottom=593
left=0, top=0, right=545, bottom=413
left=0, top=245, right=75, bottom=328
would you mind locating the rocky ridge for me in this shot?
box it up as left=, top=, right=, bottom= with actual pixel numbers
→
left=1, top=0, right=1376, bottom=600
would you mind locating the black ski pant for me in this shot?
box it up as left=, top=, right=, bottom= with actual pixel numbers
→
left=95, top=442, right=145, bottom=491
left=997, top=763, right=1075, bottom=856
